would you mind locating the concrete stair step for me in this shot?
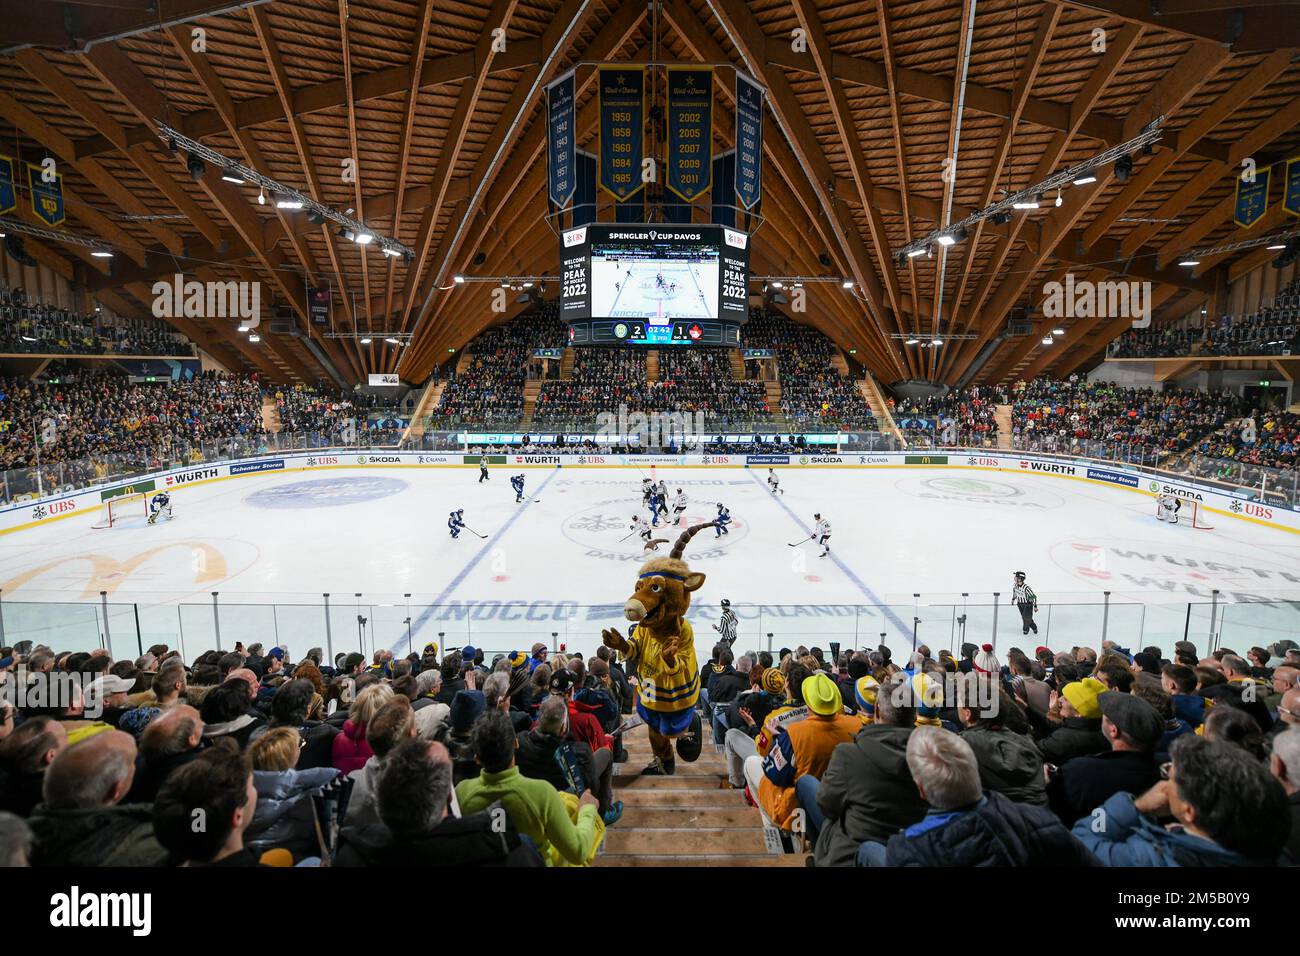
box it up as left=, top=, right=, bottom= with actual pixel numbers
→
left=618, top=807, right=757, bottom=828
left=602, top=827, right=766, bottom=855
left=613, top=774, right=732, bottom=790
left=617, top=788, right=746, bottom=807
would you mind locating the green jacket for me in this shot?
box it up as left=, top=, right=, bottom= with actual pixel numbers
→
left=456, top=766, right=600, bottom=866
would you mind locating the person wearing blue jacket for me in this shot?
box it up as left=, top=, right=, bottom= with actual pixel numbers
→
left=1071, top=735, right=1291, bottom=866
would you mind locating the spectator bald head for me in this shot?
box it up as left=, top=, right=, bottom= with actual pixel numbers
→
left=1220, top=655, right=1251, bottom=679
left=139, top=705, right=202, bottom=760
left=43, top=730, right=137, bottom=810
left=0, top=716, right=66, bottom=773
left=537, top=695, right=568, bottom=735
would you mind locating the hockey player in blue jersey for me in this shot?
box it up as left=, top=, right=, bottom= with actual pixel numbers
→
left=511, top=474, right=525, bottom=503
left=648, top=487, right=664, bottom=526
left=714, top=502, right=732, bottom=537
left=147, top=492, right=172, bottom=525
left=448, top=509, right=465, bottom=538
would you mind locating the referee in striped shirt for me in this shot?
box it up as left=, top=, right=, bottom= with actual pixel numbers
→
left=1012, top=571, right=1039, bottom=636
left=714, top=598, right=738, bottom=647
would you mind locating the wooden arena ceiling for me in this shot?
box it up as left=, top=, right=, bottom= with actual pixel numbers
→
left=0, top=0, right=1298, bottom=387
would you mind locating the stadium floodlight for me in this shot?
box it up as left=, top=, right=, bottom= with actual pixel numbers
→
left=385, top=337, right=400, bottom=345
left=1073, top=170, right=1097, bottom=185
left=221, top=168, right=245, bottom=185
left=906, top=247, right=926, bottom=258
left=359, top=337, right=372, bottom=344
left=1052, top=327, right=1065, bottom=336
left=453, top=274, right=465, bottom=283
left=238, top=324, right=250, bottom=332
left=905, top=337, right=920, bottom=345
left=771, top=281, right=783, bottom=289
left=249, top=334, right=261, bottom=343
left=353, top=231, right=374, bottom=245
left=1042, top=336, right=1054, bottom=345
left=381, top=247, right=402, bottom=257
left=931, top=338, right=943, bottom=346
left=936, top=233, right=957, bottom=247
left=1012, top=199, right=1039, bottom=210
left=1179, top=258, right=1200, bottom=267
left=841, top=280, right=853, bottom=289
left=1267, top=242, right=1287, bottom=250
left=91, top=250, right=113, bottom=258
left=275, top=194, right=303, bottom=210
left=186, top=152, right=205, bottom=181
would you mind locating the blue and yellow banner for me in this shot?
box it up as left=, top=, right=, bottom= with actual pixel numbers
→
left=0, top=155, right=16, bottom=217
left=598, top=67, right=644, bottom=201
left=1284, top=156, right=1300, bottom=218
left=1234, top=166, right=1270, bottom=228
left=665, top=67, right=712, bottom=202
left=546, top=71, right=576, bottom=208
left=27, top=162, right=64, bottom=227
left=734, top=73, right=763, bottom=211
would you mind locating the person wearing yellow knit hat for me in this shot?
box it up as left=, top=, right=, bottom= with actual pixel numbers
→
left=1038, top=677, right=1109, bottom=769
left=754, top=672, right=861, bottom=838
left=854, top=675, right=880, bottom=724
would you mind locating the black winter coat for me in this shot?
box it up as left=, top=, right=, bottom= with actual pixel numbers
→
left=879, top=790, right=1099, bottom=866
left=335, top=812, right=544, bottom=866
left=515, top=728, right=593, bottom=794
left=961, top=726, right=1048, bottom=805
left=1036, top=716, right=1107, bottom=767
left=1047, top=749, right=1160, bottom=826
left=28, top=802, right=169, bottom=867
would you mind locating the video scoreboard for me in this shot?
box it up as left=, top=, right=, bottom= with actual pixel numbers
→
left=560, top=223, right=749, bottom=347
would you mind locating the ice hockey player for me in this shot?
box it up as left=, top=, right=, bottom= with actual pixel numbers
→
left=714, top=503, right=732, bottom=538
left=672, top=488, right=688, bottom=525
left=1157, top=494, right=1183, bottom=524
left=1012, top=571, right=1039, bottom=635
left=448, top=509, right=466, bottom=539
left=479, top=456, right=490, bottom=483
left=813, top=512, right=832, bottom=557
left=630, top=514, right=667, bottom=552
left=767, top=468, right=783, bottom=495
left=147, top=491, right=173, bottom=525
left=647, top=486, right=664, bottom=527
left=641, top=477, right=653, bottom=505
left=713, top=598, right=738, bottom=647
left=511, top=474, right=525, bottom=503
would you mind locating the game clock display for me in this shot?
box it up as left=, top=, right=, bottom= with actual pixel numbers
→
left=559, top=223, right=750, bottom=345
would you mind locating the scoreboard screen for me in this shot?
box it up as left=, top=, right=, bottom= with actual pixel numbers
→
left=560, top=223, right=749, bottom=346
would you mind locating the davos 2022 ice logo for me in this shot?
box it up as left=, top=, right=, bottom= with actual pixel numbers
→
left=246, top=476, right=408, bottom=509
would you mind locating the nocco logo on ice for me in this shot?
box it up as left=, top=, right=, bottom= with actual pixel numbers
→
left=152, top=273, right=261, bottom=327
left=1041, top=272, right=1152, bottom=329
left=1148, top=481, right=1203, bottom=502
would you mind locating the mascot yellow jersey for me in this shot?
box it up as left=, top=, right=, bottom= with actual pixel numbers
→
left=625, top=619, right=699, bottom=713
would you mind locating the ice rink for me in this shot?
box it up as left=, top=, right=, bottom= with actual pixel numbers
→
left=2, top=464, right=1298, bottom=663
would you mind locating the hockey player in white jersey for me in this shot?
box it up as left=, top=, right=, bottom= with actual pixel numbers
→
left=1157, top=494, right=1183, bottom=524
left=767, top=468, right=783, bottom=495
left=147, top=492, right=173, bottom=525
left=641, top=478, right=653, bottom=506
left=629, top=514, right=667, bottom=552
left=813, top=512, right=832, bottom=557
left=654, top=479, right=670, bottom=518
left=671, top=488, right=688, bottom=525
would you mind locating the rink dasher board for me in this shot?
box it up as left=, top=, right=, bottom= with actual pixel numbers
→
left=1, top=450, right=1295, bottom=537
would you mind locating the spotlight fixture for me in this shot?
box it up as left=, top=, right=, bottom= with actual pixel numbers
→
left=931, top=338, right=943, bottom=346
left=991, top=211, right=1012, bottom=225
left=937, top=233, right=957, bottom=247
left=771, top=281, right=783, bottom=289
left=1114, top=154, right=1133, bottom=183
left=185, top=152, right=205, bottom=181
left=306, top=210, right=326, bottom=225
left=1267, top=242, right=1287, bottom=250
left=381, top=247, right=402, bottom=257
left=1012, top=199, right=1039, bottom=210
left=1178, top=258, right=1200, bottom=267
left=841, top=280, right=853, bottom=289
left=353, top=231, right=374, bottom=245
left=1054, top=189, right=1063, bottom=208
left=275, top=194, right=304, bottom=210
left=1052, top=327, right=1065, bottom=336
left=1073, top=170, right=1097, bottom=186
left=359, top=337, right=372, bottom=344
left=453, top=274, right=465, bottom=283
left=258, top=187, right=266, bottom=205
left=91, top=250, right=113, bottom=258
left=905, top=337, right=920, bottom=345
left=1042, top=335, right=1054, bottom=345
left=221, top=168, right=245, bottom=185
left=238, top=324, right=250, bottom=332
left=906, top=247, right=926, bottom=258
left=249, top=334, right=261, bottom=343
left=385, top=337, right=399, bottom=345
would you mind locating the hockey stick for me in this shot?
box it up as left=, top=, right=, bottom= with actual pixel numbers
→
left=787, top=535, right=812, bottom=548
left=462, top=525, right=489, bottom=539
left=618, top=530, right=636, bottom=543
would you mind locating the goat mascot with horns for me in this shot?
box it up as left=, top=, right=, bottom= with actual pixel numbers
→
left=601, top=522, right=711, bottom=775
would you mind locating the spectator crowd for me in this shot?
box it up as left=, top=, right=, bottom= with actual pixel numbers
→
left=1111, top=280, right=1300, bottom=359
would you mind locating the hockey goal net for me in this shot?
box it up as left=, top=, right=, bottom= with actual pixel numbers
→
left=1156, top=497, right=1214, bottom=530
left=92, top=492, right=148, bottom=529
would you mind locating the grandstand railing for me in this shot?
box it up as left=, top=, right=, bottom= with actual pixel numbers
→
left=8, top=592, right=1293, bottom=669
left=0, top=426, right=404, bottom=505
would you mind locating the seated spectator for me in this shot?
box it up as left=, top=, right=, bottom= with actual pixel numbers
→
left=331, top=682, right=394, bottom=774
left=723, top=666, right=796, bottom=789
left=456, top=710, right=604, bottom=867
left=1160, top=663, right=1206, bottom=727
left=336, top=738, right=542, bottom=867
left=28, top=730, right=168, bottom=867
left=859, top=726, right=1098, bottom=867
left=956, top=683, right=1046, bottom=805
left=251, top=678, right=339, bottom=770
left=127, top=705, right=205, bottom=803
left=812, top=681, right=928, bottom=867
left=117, top=660, right=187, bottom=738
left=245, top=727, right=341, bottom=860
left=0, top=716, right=68, bottom=816
left=1267, top=728, right=1300, bottom=862
left=1072, top=734, right=1291, bottom=866
left=1036, top=677, right=1107, bottom=767
left=1202, top=705, right=1268, bottom=760
left=516, top=695, right=621, bottom=825
left=1048, top=692, right=1162, bottom=825
left=757, top=673, right=861, bottom=838
left=200, top=678, right=266, bottom=749
left=153, top=740, right=262, bottom=866
left=1203, top=654, right=1273, bottom=732
left=345, top=697, right=418, bottom=828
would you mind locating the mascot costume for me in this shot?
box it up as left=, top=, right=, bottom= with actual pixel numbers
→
left=601, top=522, right=710, bottom=775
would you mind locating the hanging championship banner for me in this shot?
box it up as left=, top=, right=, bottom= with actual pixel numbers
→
left=598, top=67, right=644, bottom=201
left=27, top=162, right=65, bottom=227
left=308, top=286, right=331, bottom=326
left=734, top=73, right=763, bottom=211
left=547, top=71, right=577, bottom=208
left=0, top=155, right=16, bottom=217
left=666, top=67, right=713, bottom=202
left=1284, top=156, right=1300, bottom=218
left=1234, top=166, right=1270, bottom=228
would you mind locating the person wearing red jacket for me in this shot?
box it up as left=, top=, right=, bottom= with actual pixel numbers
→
left=546, top=670, right=612, bottom=753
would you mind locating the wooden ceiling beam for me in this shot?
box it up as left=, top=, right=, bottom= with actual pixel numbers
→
left=1050, top=0, right=1300, bottom=52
